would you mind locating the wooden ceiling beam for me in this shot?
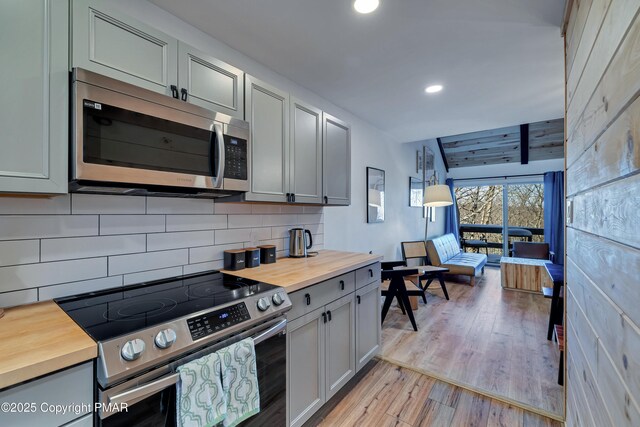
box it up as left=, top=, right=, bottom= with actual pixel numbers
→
left=436, top=137, right=449, bottom=172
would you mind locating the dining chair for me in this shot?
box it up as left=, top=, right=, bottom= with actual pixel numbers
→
left=400, top=241, right=450, bottom=300
left=380, top=261, right=424, bottom=331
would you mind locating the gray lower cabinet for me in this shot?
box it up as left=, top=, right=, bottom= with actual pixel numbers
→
left=324, top=294, right=356, bottom=400
left=0, top=362, right=93, bottom=427
left=72, top=0, right=178, bottom=96
left=323, top=113, right=351, bottom=205
left=72, top=1, right=244, bottom=118
left=0, top=0, right=68, bottom=194
left=177, top=42, right=244, bottom=119
left=355, top=281, right=381, bottom=371
left=244, top=75, right=290, bottom=202
left=289, top=98, right=323, bottom=204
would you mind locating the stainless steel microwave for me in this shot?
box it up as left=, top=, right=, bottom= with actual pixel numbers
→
left=70, top=68, right=249, bottom=197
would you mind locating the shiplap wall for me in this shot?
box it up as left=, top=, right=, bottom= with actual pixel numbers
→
left=0, top=194, right=323, bottom=307
left=564, top=0, right=640, bottom=426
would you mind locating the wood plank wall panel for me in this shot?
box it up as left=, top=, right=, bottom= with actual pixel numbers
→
left=565, top=0, right=640, bottom=425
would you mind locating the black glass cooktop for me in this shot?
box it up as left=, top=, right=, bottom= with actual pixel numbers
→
left=55, top=271, right=278, bottom=342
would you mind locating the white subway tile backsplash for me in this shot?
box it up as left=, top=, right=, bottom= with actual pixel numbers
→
left=109, top=249, right=188, bottom=275
left=0, top=240, right=40, bottom=267
left=213, top=203, right=252, bottom=214
left=0, top=215, right=98, bottom=241
left=147, top=197, right=214, bottom=214
left=228, top=215, right=264, bottom=229
left=41, top=235, right=146, bottom=262
left=72, top=194, right=146, bottom=214
left=189, top=243, right=243, bottom=264
left=0, top=289, right=38, bottom=308
left=147, top=231, right=214, bottom=251
left=183, top=261, right=224, bottom=275
left=0, top=196, right=323, bottom=301
left=0, top=258, right=107, bottom=293
left=166, top=215, right=227, bottom=232
left=100, top=215, right=165, bottom=235
left=123, top=267, right=183, bottom=285
left=38, top=276, right=123, bottom=300
left=0, top=195, right=70, bottom=215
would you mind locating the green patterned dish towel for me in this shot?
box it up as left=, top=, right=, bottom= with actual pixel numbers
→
left=218, top=338, right=260, bottom=427
left=177, top=352, right=227, bottom=427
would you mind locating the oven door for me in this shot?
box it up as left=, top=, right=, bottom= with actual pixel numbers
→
left=98, top=318, right=287, bottom=427
left=73, top=77, right=226, bottom=191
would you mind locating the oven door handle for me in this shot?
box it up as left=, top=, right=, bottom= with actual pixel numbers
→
left=251, top=319, right=286, bottom=345
left=108, top=373, right=180, bottom=406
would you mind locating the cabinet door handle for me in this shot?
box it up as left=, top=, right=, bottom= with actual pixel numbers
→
left=305, top=293, right=311, bottom=305
left=324, top=196, right=328, bottom=204
left=286, top=193, right=291, bottom=202
left=292, top=193, right=296, bottom=203
left=180, top=88, right=188, bottom=101
left=322, top=312, right=327, bottom=323
left=357, top=295, right=361, bottom=304
left=327, top=310, right=332, bottom=322
left=170, top=85, right=179, bottom=99
left=340, top=280, right=345, bottom=291
left=369, top=269, right=373, bottom=278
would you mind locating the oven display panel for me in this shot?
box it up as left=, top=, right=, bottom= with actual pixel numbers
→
left=187, top=303, right=250, bottom=340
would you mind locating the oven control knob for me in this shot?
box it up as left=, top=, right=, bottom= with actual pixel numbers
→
left=272, top=293, right=284, bottom=306
left=121, top=338, right=145, bottom=361
left=257, top=297, right=271, bottom=311
left=154, top=328, right=177, bottom=349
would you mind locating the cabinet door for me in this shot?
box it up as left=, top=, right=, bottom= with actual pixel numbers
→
left=356, top=281, right=381, bottom=371
left=0, top=0, right=68, bottom=194
left=178, top=42, right=243, bottom=119
left=244, top=75, right=289, bottom=202
left=289, top=98, right=323, bottom=204
left=72, top=0, right=177, bottom=95
left=324, top=294, right=356, bottom=400
left=288, top=308, right=325, bottom=427
left=322, top=113, right=351, bottom=205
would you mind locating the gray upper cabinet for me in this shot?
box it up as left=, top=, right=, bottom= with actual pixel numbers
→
left=288, top=308, right=326, bottom=427
left=323, top=113, right=351, bottom=205
left=244, top=75, right=290, bottom=202
left=177, top=42, right=244, bottom=119
left=0, top=0, right=68, bottom=194
left=324, top=294, right=356, bottom=400
left=72, top=0, right=178, bottom=96
left=355, top=281, right=381, bottom=371
left=290, top=98, right=323, bottom=204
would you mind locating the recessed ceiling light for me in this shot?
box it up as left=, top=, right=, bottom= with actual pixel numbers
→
left=425, top=84, right=443, bottom=94
left=354, top=0, right=380, bottom=14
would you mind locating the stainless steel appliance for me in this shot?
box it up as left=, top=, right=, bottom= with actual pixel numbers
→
left=71, top=68, right=250, bottom=198
left=55, top=271, right=291, bottom=426
left=288, top=228, right=313, bottom=257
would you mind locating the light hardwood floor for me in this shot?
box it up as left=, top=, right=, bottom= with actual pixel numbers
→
left=310, top=360, right=561, bottom=427
left=379, top=267, right=563, bottom=418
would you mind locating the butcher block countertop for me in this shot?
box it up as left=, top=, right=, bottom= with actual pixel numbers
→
left=0, top=301, right=96, bottom=390
left=221, top=250, right=382, bottom=293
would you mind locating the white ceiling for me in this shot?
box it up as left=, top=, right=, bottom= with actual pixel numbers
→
left=150, top=0, right=565, bottom=143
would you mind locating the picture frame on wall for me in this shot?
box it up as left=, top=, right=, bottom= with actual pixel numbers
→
left=367, top=167, right=385, bottom=223
left=409, top=177, right=423, bottom=207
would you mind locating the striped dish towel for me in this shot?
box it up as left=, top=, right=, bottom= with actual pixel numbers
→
left=177, top=352, right=226, bottom=427
left=218, top=338, right=260, bottom=427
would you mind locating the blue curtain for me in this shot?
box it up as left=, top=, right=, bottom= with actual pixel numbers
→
left=544, top=171, right=564, bottom=264
left=444, top=178, right=460, bottom=243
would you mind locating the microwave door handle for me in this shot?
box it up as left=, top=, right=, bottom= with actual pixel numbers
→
left=251, top=319, right=287, bottom=345
left=108, top=373, right=180, bottom=406
left=213, top=123, right=225, bottom=189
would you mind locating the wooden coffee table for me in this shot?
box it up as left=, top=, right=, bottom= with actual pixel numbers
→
left=500, top=256, right=552, bottom=293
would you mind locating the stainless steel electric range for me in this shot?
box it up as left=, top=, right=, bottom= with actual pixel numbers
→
left=55, top=270, right=291, bottom=426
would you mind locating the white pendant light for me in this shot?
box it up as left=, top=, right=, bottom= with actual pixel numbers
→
left=354, top=0, right=380, bottom=14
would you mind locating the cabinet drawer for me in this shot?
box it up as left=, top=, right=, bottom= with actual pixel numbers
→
left=0, top=362, right=92, bottom=426
left=356, top=262, right=381, bottom=289
left=287, top=272, right=355, bottom=320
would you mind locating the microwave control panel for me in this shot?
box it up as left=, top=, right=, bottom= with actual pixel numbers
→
left=187, top=302, right=250, bottom=340
left=224, top=136, right=248, bottom=180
